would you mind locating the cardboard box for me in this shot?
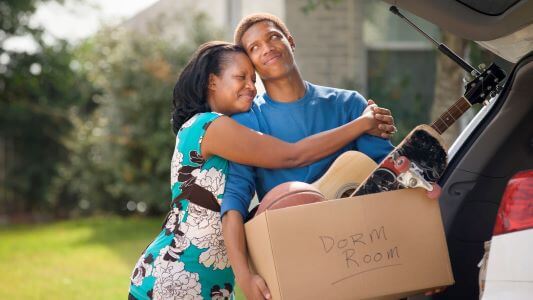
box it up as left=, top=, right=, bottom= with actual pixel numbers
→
left=245, top=188, right=454, bottom=300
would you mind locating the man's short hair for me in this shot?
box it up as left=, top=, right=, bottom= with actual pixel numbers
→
left=233, top=13, right=292, bottom=47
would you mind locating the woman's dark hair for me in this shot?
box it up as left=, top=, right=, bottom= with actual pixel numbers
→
left=171, top=41, right=245, bottom=133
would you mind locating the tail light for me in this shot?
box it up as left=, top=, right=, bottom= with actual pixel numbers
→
left=493, top=170, right=533, bottom=235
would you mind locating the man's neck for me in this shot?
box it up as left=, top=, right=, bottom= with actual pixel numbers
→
left=263, top=70, right=306, bottom=103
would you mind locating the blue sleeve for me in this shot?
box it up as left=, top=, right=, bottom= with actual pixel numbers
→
left=355, top=135, right=393, bottom=163
left=220, top=111, right=259, bottom=220
left=348, top=92, right=394, bottom=163
left=221, top=162, right=256, bottom=219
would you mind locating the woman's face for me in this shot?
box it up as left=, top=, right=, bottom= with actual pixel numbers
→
left=208, top=52, right=257, bottom=115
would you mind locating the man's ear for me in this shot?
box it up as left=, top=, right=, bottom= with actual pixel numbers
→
left=208, top=74, right=217, bottom=91
left=288, top=35, right=296, bottom=52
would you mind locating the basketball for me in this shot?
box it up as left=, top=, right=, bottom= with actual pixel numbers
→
left=254, top=181, right=326, bottom=216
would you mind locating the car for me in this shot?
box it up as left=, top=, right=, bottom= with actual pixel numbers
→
left=382, top=0, right=533, bottom=299
left=478, top=170, right=533, bottom=300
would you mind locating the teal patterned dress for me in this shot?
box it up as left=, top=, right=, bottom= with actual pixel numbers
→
left=129, top=112, right=234, bottom=300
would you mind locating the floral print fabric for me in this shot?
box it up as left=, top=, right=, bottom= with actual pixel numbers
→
left=129, top=112, right=234, bottom=300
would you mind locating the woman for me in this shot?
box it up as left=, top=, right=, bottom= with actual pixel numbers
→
left=129, top=41, right=394, bottom=300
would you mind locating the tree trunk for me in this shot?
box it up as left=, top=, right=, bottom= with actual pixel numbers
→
left=431, top=31, right=468, bottom=148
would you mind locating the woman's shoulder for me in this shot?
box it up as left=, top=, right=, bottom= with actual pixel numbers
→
left=179, top=112, right=225, bottom=132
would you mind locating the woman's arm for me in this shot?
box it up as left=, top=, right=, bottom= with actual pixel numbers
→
left=202, top=104, right=393, bottom=169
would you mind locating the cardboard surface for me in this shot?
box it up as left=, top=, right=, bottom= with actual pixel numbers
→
left=245, top=188, right=454, bottom=300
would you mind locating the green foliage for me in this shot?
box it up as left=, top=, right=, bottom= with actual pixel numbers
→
left=50, top=13, right=219, bottom=216
left=0, top=41, right=96, bottom=214
left=0, top=0, right=61, bottom=38
left=0, top=0, right=97, bottom=215
left=1, top=1, right=219, bottom=217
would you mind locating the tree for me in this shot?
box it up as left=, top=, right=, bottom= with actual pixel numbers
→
left=0, top=0, right=97, bottom=218
left=0, top=0, right=59, bottom=39
left=49, top=13, right=220, bottom=216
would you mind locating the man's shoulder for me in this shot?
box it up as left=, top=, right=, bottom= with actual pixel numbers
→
left=230, top=96, right=265, bottom=129
left=307, top=82, right=365, bottom=104
left=231, top=110, right=256, bottom=126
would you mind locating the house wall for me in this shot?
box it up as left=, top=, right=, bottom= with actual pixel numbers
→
left=285, top=0, right=367, bottom=93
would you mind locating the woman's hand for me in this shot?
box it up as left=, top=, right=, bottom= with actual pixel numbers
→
left=239, top=273, right=271, bottom=300
left=361, top=99, right=397, bottom=139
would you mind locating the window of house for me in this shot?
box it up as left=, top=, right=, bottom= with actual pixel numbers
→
left=364, top=0, right=440, bottom=139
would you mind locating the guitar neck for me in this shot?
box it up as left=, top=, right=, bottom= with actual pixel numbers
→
left=430, top=96, right=472, bottom=134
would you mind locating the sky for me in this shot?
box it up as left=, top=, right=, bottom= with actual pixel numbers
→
left=4, top=0, right=159, bottom=51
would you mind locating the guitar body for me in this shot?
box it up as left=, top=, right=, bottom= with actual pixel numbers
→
left=311, top=151, right=377, bottom=199
left=353, top=124, right=448, bottom=197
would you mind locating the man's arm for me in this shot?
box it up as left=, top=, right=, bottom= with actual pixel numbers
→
left=221, top=161, right=271, bottom=299
left=220, top=161, right=256, bottom=219
left=222, top=210, right=271, bottom=300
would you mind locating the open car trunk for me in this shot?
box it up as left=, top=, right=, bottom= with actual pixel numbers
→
left=433, top=51, right=533, bottom=299
left=379, top=1, right=533, bottom=298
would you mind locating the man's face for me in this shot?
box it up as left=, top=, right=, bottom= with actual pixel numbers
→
left=241, top=21, right=296, bottom=81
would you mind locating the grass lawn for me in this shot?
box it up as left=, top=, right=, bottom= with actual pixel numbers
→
left=0, top=216, right=245, bottom=299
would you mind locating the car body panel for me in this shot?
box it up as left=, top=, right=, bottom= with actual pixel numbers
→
left=481, top=229, right=533, bottom=300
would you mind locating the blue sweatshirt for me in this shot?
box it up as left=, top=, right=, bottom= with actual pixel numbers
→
left=221, top=82, right=393, bottom=219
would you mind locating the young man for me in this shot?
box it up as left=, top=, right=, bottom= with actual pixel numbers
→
left=221, top=13, right=396, bottom=299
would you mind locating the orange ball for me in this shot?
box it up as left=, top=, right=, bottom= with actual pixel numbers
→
left=255, top=181, right=326, bottom=216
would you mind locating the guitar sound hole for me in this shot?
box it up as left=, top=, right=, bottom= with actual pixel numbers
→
left=335, top=183, right=359, bottom=198
left=340, top=188, right=355, bottom=198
